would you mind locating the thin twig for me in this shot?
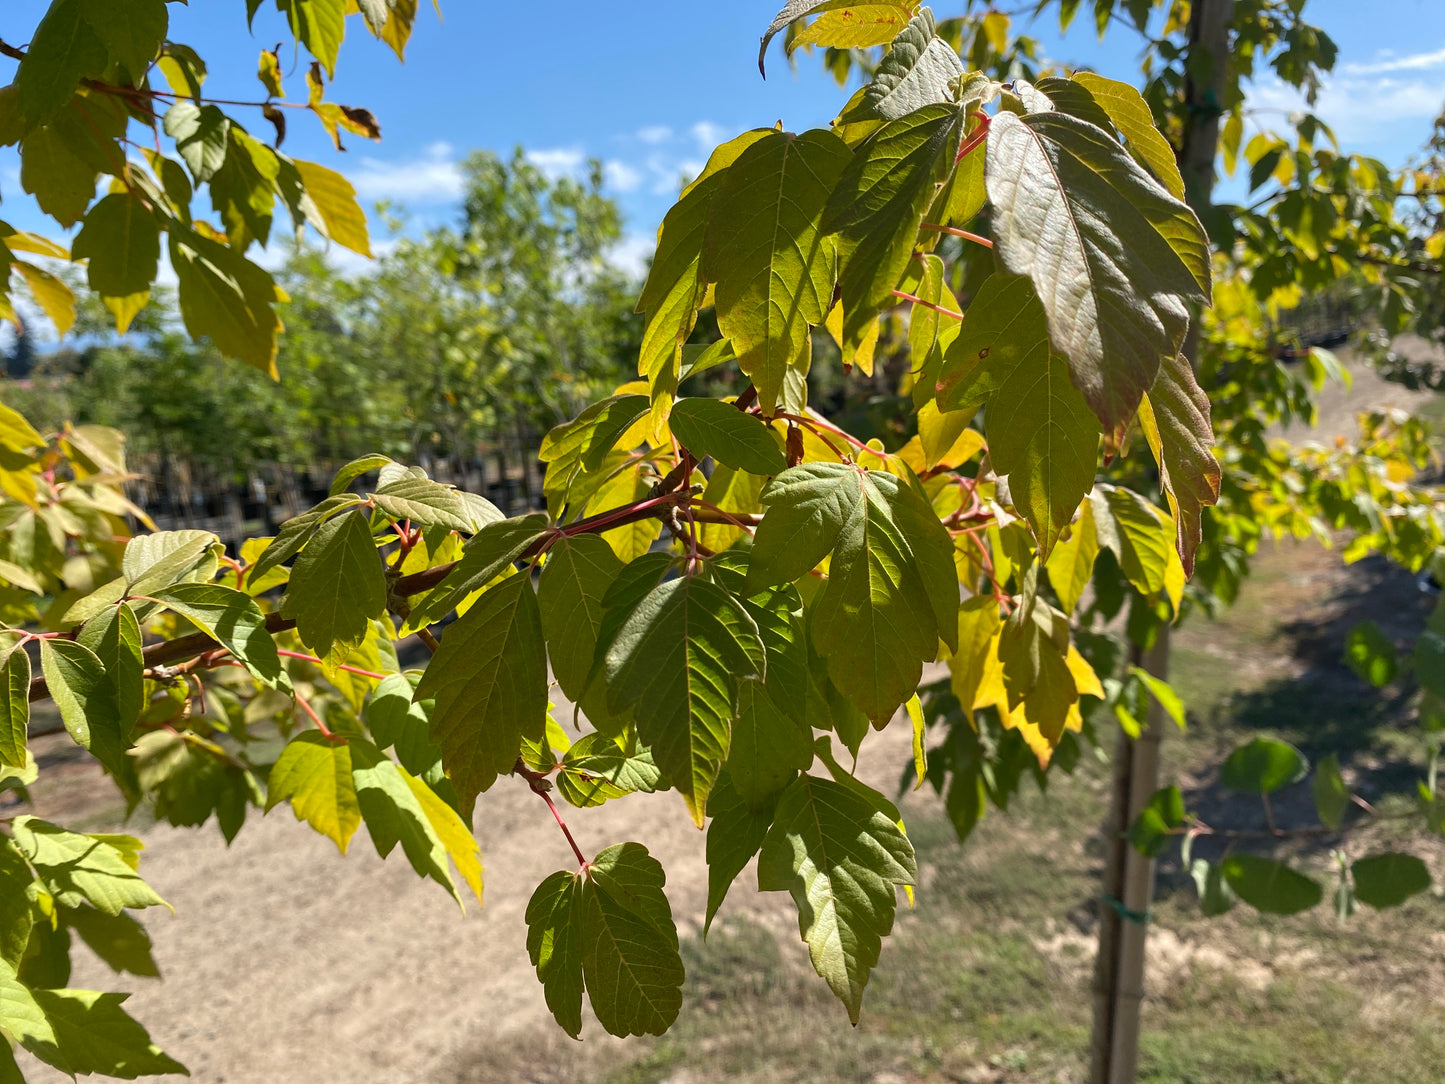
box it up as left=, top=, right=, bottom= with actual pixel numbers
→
left=920, top=222, right=993, bottom=248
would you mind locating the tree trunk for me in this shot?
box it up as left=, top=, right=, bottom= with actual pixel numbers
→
left=1088, top=2, right=1232, bottom=1081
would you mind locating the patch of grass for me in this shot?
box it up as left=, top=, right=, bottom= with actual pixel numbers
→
left=591, top=540, right=1445, bottom=1083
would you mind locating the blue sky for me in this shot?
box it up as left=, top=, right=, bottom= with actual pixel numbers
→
left=2, top=0, right=1444, bottom=277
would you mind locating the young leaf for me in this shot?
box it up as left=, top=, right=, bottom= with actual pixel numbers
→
left=579, top=843, right=685, bottom=1038
left=985, top=111, right=1209, bottom=429
left=122, top=529, right=216, bottom=595
left=842, top=8, right=963, bottom=123
left=1220, top=738, right=1309, bottom=795
left=0, top=636, right=31, bottom=770
left=1221, top=855, right=1322, bottom=915
left=554, top=734, right=662, bottom=809
left=525, top=870, right=585, bottom=1039
left=701, top=129, right=851, bottom=412
left=1136, top=352, right=1220, bottom=575
left=75, top=603, right=144, bottom=739
left=538, top=534, right=623, bottom=704
left=11, top=818, right=166, bottom=916
left=265, top=731, right=360, bottom=854
left=540, top=396, right=651, bottom=517
left=247, top=494, right=362, bottom=584
left=152, top=583, right=291, bottom=692
left=605, top=576, right=766, bottom=825
left=1350, top=852, right=1430, bottom=909
left=413, top=573, right=548, bottom=804
left=369, top=476, right=475, bottom=533
left=757, top=773, right=916, bottom=1023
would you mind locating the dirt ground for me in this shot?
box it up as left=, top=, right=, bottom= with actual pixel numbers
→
left=13, top=347, right=1439, bottom=1084
left=17, top=700, right=919, bottom=1083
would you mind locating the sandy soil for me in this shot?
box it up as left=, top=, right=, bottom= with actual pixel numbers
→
left=16, top=698, right=918, bottom=1083
left=13, top=345, right=1439, bottom=1083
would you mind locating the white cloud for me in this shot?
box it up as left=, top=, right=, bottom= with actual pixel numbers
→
left=636, top=125, right=673, bottom=144
left=350, top=143, right=464, bottom=203
left=1247, top=74, right=1442, bottom=146
left=690, top=121, right=727, bottom=150
left=609, top=233, right=655, bottom=279
left=605, top=160, right=644, bottom=193
left=526, top=147, right=586, bottom=179
left=1342, top=47, right=1445, bottom=76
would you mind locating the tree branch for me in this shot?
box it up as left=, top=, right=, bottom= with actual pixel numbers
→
left=25, top=489, right=699, bottom=704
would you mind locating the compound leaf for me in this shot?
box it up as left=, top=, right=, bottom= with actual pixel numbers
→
left=11, top=818, right=166, bottom=916
left=985, top=111, right=1208, bottom=429
left=605, top=576, right=765, bottom=825
left=701, top=129, right=851, bottom=412
left=579, top=842, right=684, bottom=1038
left=1136, top=352, right=1220, bottom=575
left=413, top=573, right=548, bottom=804
left=757, top=774, right=915, bottom=1023
left=152, top=583, right=291, bottom=692
left=281, top=509, right=387, bottom=661
left=265, top=731, right=360, bottom=854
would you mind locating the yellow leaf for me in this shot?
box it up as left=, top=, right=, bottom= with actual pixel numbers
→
left=906, top=693, right=927, bottom=789
left=293, top=158, right=372, bottom=258
left=15, top=261, right=75, bottom=336
left=1, top=230, right=69, bottom=259
left=982, top=11, right=1010, bottom=52
left=1065, top=645, right=1103, bottom=699
left=950, top=601, right=1002, bottom=723
left=1045, top=497, right=1098, bottom=616
left=403, top=768, right=483, bottom=906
